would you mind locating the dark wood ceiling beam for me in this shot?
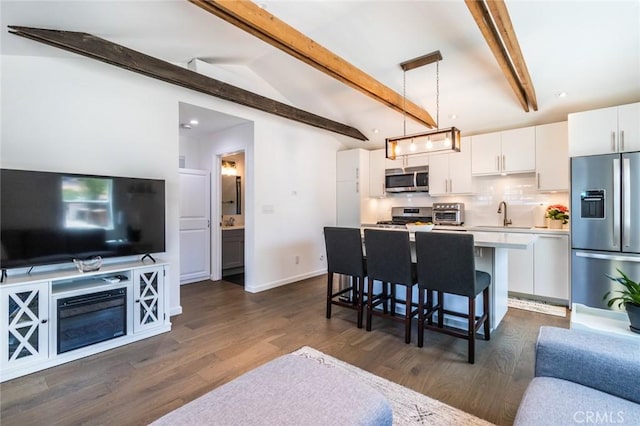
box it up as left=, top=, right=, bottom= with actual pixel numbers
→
left=486, top=0, right=538, bottom=111
left=400, top=51, right=443, bottom=72
left=8, top=26, right=368, bottom=141
left=188, top=0, right=438, bottom=129
left=465, top=0, right=530, bottom=112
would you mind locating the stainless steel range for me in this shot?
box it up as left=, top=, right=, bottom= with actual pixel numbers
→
left=433, top=202, right=465, bottom=225
left=376, top=206, right=433, bottom=228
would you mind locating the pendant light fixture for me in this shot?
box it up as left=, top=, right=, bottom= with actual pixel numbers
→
left=386, top=50, right=461, bottom=160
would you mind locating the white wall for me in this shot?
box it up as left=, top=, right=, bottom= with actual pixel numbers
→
left=2, top=53, right=343, bottom=310
left=369, top=173, right=570, bottom=227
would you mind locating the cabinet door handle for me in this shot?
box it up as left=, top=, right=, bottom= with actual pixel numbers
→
left=502, top=155, right=506, bottom=171
left=355, top=182, right=359, bottom=193
left=537, top=173, right=540, bottom=189
left=135, top=299, right=141, bottom=303
left=41, top=319, right=48, bottom=324
left=621, top=130, right=625, bottom=151
left=611, top=131, right=616, bottom=152
left=449, top=179, right=453, bottom=193
left=382, top=183, right=385, bottom=194
left=496, top=155, right=500, bottom=171
left=355, top=167, right=359, bottom=179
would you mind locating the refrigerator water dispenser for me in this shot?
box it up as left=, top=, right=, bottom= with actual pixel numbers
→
left=580, top=190, right=605, bottom=219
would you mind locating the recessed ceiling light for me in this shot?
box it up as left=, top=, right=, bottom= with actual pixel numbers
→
left=372, top=128, right=379, bottom=134
left=189, top=119, right=199, bottom=125
left=555, top=92, right=568, bottom=98
left=449, top=114, right=457, bottom=120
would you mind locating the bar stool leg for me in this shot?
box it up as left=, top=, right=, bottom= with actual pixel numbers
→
left=483, top=287, right=490, bottom=340
left=404, top=284, right=412, bottom=344
left=326, top=272, right=333, bottom=319
left=366, top=278, right=374, bottom=331
left=437, top=291, right=444, bottom=328
left=356, top=277, right=363, bottom=329
left=468, top=296, right=476, bottom=364
left=417, top=288, right=425, bottom=348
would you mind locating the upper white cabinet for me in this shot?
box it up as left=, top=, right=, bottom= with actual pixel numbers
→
left=336, top=149, right=370, bottom=227
left=568, top=102, right=640, bottom=157
left=369, top=149, right=386, bottom=198
left=428, top=136, right=474, bottom=196
left=471, top=127, right=535, bottom=175
left=535, top=121, right=569, bottom=191
left=385, top=153, right=428, bottom=169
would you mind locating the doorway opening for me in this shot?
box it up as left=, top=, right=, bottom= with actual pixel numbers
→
left=220, top=151, right=245, bottom=286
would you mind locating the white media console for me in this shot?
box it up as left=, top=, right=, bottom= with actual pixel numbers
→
left=0, top=259, right=171, bottom=382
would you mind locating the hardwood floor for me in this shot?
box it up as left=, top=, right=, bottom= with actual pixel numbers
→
left=0, top=276, right=569, bottom=425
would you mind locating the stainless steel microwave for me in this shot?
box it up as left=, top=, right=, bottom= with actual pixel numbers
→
left=384, top=166, right=428, bottom=193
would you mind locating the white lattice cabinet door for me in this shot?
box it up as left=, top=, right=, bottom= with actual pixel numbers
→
left=133, top=266, right=165, bottom=333
left=1, top=282, right=50, bottom=369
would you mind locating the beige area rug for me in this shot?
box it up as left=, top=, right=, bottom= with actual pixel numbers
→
left=292, top=346, right=493, bottom=426
left=508, top=297, right=567, bottom=317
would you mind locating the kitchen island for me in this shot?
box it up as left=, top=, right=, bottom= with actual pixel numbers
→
left=361, top=227, right=536, bottom=333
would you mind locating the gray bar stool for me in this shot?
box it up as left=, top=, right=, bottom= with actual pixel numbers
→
left=363, top=229, right=418, bottom=344
left=323, top=227, right=366, bottom=328
left=414, top=232, right=491, bottom=364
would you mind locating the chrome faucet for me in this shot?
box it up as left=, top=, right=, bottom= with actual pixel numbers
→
left=497, top=201, right=512, bottom=227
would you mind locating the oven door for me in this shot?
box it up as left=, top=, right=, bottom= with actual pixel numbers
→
left=385, top=172, right=416, bottom=193
left=434, top=210, right=461, bottom=225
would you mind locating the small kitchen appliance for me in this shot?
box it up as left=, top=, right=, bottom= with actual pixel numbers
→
left=433, top=202, right=465, bottom=225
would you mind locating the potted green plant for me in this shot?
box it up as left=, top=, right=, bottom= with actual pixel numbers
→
left=603, top=268, right=640, bottom=334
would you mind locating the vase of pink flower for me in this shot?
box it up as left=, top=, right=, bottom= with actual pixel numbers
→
left=546, top=204, right=569, bottom=229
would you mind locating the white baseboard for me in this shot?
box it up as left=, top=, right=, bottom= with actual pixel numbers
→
left=170, top=305, right=183, bottom=316
left=245, top=269, right=326, bottom=293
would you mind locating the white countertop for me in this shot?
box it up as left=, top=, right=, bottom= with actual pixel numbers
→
left=360, top=226, right=536, bottom=250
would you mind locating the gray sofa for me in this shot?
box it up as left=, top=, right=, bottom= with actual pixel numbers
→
left=515, top=326, right=640, bottom=425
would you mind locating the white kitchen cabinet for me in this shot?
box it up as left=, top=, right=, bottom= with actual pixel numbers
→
left=568, top=102, right=640, bottom=157
left=369, top=149, right=386, bottom=198
left=501, top=127, right=536, bottom=173
left=471, top=127, right=535, bottom=175
left=534, top=234, right=570, bottom=300
left=429, top=136, right=474, bottom=196
left=336, top=149, right=370, bottom=227
left=507, top=231, right=570, bottom=303
left=385, top=153, right=428, bottom=169
left=1, top=282, right=50, bottom=369
left=535, top=121, right=569, bottom=191
left=471, top=132, right=501, bottom=175
left=508, top=245, right=534, bottom=294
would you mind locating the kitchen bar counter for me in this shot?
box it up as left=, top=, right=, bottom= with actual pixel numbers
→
left=360, top=226, right=536, bottom=333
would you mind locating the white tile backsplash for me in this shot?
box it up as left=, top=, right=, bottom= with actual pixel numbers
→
left=367, top=173, right=569, bottom=228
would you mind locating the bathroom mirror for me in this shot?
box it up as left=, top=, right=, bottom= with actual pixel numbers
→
left=222, top=175, right=241, bottom=215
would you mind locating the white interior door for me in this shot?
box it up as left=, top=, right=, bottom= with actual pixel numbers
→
left=179, top=169, right=211, bottom=285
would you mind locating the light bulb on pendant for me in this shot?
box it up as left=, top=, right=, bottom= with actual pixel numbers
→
left=410, top=139, right=416, bottom=152
left=426, top=137, right=433, bottom=150
left=445, top=136, right=451, bottom=148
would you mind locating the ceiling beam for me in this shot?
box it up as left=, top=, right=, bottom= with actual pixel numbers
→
left=8, top=26, right=368, bottom=141
left=485, top=0, right=538, bottom=111
left=188, top=0, right=438, bottom=129
left=465, top=0, right=531, bottom=112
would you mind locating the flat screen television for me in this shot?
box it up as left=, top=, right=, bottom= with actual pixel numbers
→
left=1, top=169, right=166, bottom=269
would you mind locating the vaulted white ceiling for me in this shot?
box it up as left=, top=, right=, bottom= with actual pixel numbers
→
left=2, top=1, right=639, bottom=148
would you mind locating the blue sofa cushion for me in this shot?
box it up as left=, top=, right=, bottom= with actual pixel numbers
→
left=515, top=377, right=640, bottom=426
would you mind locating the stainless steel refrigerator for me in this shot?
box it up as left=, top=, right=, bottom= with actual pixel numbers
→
left=571, top=152, right=640, bottom=309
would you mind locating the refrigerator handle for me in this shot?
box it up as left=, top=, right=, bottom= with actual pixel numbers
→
left=613, top=158, right=621, bottom=248
left=623, top=157, right=631, bottom=248
left=575, top=251, right=640, bottom=262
